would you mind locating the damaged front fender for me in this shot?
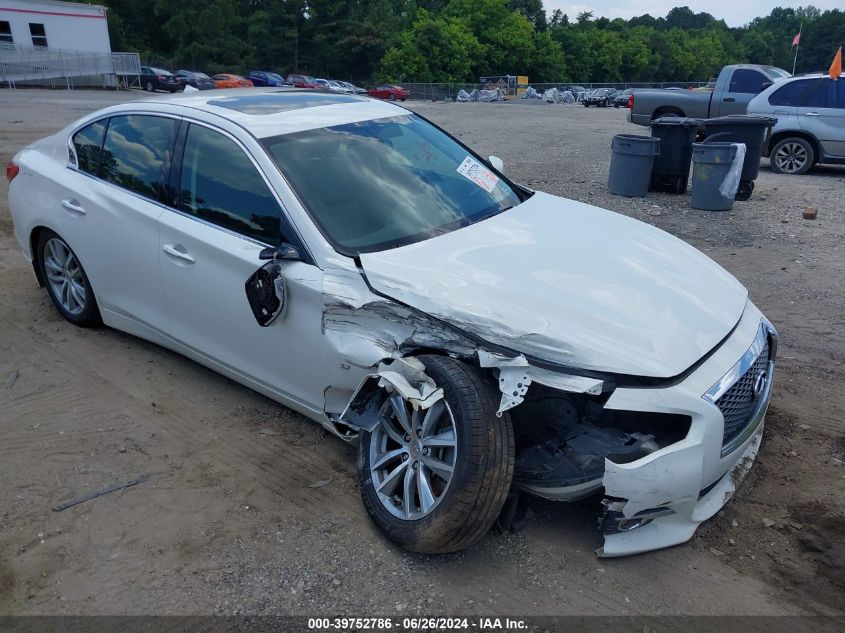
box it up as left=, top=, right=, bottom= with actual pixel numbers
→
left=339, top=357, right=444, bottom=433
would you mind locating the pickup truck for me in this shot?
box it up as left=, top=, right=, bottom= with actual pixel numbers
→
left=628, top=64, right=791, bottom=126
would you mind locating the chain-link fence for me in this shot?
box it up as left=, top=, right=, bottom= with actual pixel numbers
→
left=1, top=43, right=141, bottom=89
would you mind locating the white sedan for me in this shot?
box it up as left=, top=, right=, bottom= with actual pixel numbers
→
left=6, top=89, right=776, bottom=556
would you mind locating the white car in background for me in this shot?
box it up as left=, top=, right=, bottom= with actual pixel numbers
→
left=749, top=71, right=845, bottom=174
left=6, top=89, right=776, bottom=556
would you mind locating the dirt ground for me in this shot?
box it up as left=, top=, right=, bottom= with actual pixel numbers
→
left=0, top=89, right=843, bottom=617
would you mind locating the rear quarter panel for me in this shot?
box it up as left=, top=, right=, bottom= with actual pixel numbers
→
left=8, top=135, right=69, bottom=263
left=630, top=89, right=712, bottom=124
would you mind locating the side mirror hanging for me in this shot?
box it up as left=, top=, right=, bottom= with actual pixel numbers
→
left=259, top=243, right=300, bottom=261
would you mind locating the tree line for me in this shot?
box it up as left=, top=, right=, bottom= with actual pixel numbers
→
left=100, top=1, right=845, bottom=84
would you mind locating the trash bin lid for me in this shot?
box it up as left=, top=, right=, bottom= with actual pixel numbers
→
left=652, top=116, right=703, bottom=128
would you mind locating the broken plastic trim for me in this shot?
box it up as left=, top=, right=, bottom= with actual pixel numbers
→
left=245, top=260, right=287, bottom=326
left=339, top=357, right=444, bottom=433
left=478, top=350, right=604, bottom=415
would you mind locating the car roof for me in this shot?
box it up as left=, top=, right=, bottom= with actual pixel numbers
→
left=787, top=71, right=844, bottom=79
left=132, top=88, right=408, bottom=138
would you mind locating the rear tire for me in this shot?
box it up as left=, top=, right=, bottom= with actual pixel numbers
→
left=36, top=230, right=101, bottom=327
left=358, top=355, right=514, bottom=553
left=770, top=137, right=814, bottom=175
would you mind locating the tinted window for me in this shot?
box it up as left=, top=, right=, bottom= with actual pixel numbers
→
left=0, top=20, right=12, bottom=44
left=769, top=79, right=816, bottom=106
left=263, top=114, right=523, bottom=254
left=72, top=120, right=106, bottom=175
left=29, top=23, right=47, bottom=47
left=179, top=125, right=281, bottom=244
left=100, top=115, right=178, bottom=200
left=805, top=78, right=845, bottom=109
left=729, top=69, right=769, bottom=94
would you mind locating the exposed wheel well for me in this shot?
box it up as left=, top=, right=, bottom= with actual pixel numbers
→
left=767, top=131, right=820, bottom=164
left=29, top=225, right=47, bottom=287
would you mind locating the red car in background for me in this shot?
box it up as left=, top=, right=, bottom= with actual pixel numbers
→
left=212, top=74, right=254, bottom=89
left=368, top=84, right=409, bottom=101
left=287, top=74, right=319, bottom=88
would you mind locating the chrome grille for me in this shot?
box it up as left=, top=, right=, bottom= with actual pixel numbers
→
left=715, top=340, right=770, bottom=446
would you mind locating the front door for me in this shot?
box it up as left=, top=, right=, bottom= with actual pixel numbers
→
left=158, top=122, right=325, bottom=411
left=714, top=68, right=772, bottom=117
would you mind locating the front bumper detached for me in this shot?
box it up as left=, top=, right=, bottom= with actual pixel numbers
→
left=596, top=305, right=775, bottom=557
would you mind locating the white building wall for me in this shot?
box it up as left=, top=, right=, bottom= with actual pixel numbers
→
left=0, top=0, right=111, bottom=53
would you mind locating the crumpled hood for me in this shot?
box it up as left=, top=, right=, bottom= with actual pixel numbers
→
left=359, top=192, right=747, bottom=378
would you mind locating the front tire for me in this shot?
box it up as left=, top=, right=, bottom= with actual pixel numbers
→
left=358, top=355, right=514, bottom=553
left=145, top=80, right=154, bottom=92
left=770, top=137, right=814, bottom=175
left=37, top=230, right=101, bottom=327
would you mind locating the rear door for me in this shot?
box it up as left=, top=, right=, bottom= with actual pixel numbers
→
left=800, top=78, right=845, bottom=158
left=61, top=114, right=177, bottom=334
left=760, top=78, right=818, bottom=141
left=714, top=68, right=772, bottom=116
left=157, top=121, right=325, bottom=407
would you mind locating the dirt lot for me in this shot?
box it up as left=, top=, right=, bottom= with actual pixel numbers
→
left=1, top=89, right=843, bottom=617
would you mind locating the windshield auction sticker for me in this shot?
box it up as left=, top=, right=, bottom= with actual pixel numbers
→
left=456, top=156, right=499, bottom=192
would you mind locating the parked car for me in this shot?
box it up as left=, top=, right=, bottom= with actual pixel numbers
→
left=629, top=64, right=791, bottom=125
left=287, top=74, right=319, bottom=88
left=213, top=74, right=254, bottom=89
left=7, top=90, right=776, bottom=557
left=249, top=71, right=291, bottom=87
left=139, top=67, right=183, bottom=93
left=174, top=70, right=217, bottom=91
left=327, top=80, right=353, bottom=94
left=613, top=89, right=634, bottom=108
left=748, top=71, right=845, bottom=175
left=335, top=80, right=367, bottom=94
left=583, top=88, right=618, bottom=107
left=368, top=84, right=409, bottom=101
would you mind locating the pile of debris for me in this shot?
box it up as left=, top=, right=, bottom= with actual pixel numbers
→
left=456, top=88, right=505, bottom=102
left=521, top=86, right=576, bottom=104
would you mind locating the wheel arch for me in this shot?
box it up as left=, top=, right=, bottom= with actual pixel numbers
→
left=767, top=130, right=820, bottom=164
left=338, top=350, right=482, bottom=434
left=651, top=106, right=685, bottom=120
left=29, top=225, right=51, bottom=287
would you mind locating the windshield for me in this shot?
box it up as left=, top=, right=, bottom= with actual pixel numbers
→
left=765, top=67, right=791, bottom=79
left=263, top=114, right=523, bottom=254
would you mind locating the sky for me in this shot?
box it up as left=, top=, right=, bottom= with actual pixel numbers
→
left=543, top=1, right=839, bottom=27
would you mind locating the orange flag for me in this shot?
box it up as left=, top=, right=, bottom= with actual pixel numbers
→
left=831, top=47, right=842, bottom=80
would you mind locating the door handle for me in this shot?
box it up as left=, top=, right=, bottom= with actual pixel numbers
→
left=61, top=199, right=86, bottom=215
left=162, top=243, right=196, bottom=264
left=722, top=97, right=736, bottom=102
left=804, top=111, right=820, bottom=116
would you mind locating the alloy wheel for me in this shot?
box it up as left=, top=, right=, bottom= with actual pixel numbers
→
left=774, top=142, right=808, bottom=173
left=43, top=238, right=86, bottom=315
left=368, top=393, right=457, bottom=520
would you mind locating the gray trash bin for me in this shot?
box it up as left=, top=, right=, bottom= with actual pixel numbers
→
left=691, top=142, right=739, bottom=211
left=608, top=134, right=661, bottom=198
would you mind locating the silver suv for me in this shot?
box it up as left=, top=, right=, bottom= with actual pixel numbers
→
left=748, top=72, right=845, bottom=174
